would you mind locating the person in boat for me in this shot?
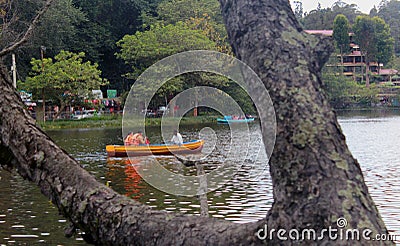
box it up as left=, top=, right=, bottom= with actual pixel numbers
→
left=124, top=131, right=147, bottom=146
left=124, top=132, right=134, bottom=145
left=171, top=129, right=183, bottom=146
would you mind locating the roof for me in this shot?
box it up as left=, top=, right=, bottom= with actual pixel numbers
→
left=305, top=30, right=354, bottom=37
left=305, top=30, right=333, bottom=36
left=379, top=69, right=399, bottom=75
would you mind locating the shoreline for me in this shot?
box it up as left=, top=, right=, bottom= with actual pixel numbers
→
left=335, top=107, right=400, bottom=117
left=37, top=107, right=400, bottom=130
left=38, top=115, right=219, bottom=130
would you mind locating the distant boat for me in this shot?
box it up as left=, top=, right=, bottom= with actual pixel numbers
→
left=217, top=116, right=255, bottom=124
left=106, top=140, right=204, bottom=157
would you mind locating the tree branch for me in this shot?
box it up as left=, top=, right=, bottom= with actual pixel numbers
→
left=0, top=0, right=54, bottom=58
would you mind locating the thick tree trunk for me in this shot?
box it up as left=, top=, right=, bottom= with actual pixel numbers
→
left=219, top=0, right=391, bottom=244
left=0, top=0, right=393, bottom=245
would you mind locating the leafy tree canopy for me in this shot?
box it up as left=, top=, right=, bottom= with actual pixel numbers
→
left=376, top=0, right=400, bottom=54
left=323, top=73, right=379, bottom=108
left=116, top=22, right=218, bottom=102
left=154, top=0, right=223, bottom=25
left=21, top=50, right=108, bottom=112
left=70, top=0, right=164, bottom=90
left=333, top=14, right=350, bottom=53
left=2, top=0, right=86, bottom=78
left=302, top=1, right=362, bottom=29
left=116, top=22, right=216, bottom=78
left=141, top=0, right=229, bottom=53
left=353, top=15, right=394, bottom=65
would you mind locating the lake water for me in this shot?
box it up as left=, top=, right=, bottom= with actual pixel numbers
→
left=0, top=111, right=399, bottom=245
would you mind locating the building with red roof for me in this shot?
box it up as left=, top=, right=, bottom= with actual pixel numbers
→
left=305, top=29, right=396, bottom=82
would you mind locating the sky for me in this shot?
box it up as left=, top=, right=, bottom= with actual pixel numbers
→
left=290, top=0, right=383, bottom=14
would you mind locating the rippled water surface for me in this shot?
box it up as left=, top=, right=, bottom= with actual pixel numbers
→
left=0, top=112, right=399, bottom=244
left=338, top=113, right=400, bottom=243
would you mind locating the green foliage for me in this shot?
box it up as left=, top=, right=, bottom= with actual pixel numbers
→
left=374, top=17, right=395, bottom=65
left=154, top=0, right=222, bottom=25
left=302, top=2, right=362, bottom=30
left=299, top=0, right=399, bottom=63
left=116, top=22, right=216, bottom=76
left=158, top=78, right=184, bottom=96
left=34, top=0, right=86, bottom=54
left=7, top=0, right=163, bottom=91
left=333, top=14, right=350, bottom=54
left=71, top=0, right=161, bottom=59
left=21, top=50, right=108, bottom=109
left=322, top=73, right=379, bottom=108
left=7, top=0, right=87, bottom=79
left=141, top=0, right=230, bottom=53
left=386, top=55, right=400, bottom=71
left=224, top=82, right=256, bottom=114
left=377, top=0, right=400, bottom=54
left=70, top=0, right=164, bottom=92
left=353, top=15, right=394, bottom=65
left=116, top=0, right=244, bottom=110
left=116, top=22, right=218, bottom=104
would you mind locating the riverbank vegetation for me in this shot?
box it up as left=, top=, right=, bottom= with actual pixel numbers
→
left=38, top=114, right=220, bottom=130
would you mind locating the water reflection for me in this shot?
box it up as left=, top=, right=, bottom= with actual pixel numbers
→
left=104, top=143, right=272, bottom=223
left=107, top=157, right=212, bottom=216
left=106, top=158, right=145, bottom=200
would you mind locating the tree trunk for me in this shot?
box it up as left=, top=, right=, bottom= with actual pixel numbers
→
left=366, top=62, right=371, bottom=88
left=219, top=0, right=391, bottom=244
left=53, top=99, right=68, bottom=121
left=340, top=47, right=344, bottom=74
left=0, top=0, right=393, bottom=245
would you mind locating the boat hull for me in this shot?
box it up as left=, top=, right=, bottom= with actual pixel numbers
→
left=106, top=140, right=204, bottom=157
left=216, top=118, right=255, bottom=124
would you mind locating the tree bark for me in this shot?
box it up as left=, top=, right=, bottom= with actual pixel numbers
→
left=0, top=0, right=394, bottom=245
left=219, top=0, right=391, bottom=244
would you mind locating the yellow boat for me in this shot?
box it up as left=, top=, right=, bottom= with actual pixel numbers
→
left=106, top=140, right=204, bottom=157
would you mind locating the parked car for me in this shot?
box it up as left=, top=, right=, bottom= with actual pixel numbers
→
left=141, top=109, right=156, bottom=117
left=156, top=106, right=168, bottom=117
left=72, top=110, right=98, bottom=120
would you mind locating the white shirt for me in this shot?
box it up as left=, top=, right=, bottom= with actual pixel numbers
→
left=171, top=132, right=183, bottom=145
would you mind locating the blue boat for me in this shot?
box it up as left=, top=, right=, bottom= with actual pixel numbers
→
left=217, top=116, right=255, bottom=124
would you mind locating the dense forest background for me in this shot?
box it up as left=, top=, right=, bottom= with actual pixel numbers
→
left=6, top=0, right=400, bottom=110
